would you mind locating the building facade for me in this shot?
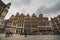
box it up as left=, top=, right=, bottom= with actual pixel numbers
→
left=37, top=14, right=52, bottom=34
left=0, top=0, right=11, bottom=33
left=24, top=13, right=38, bottom=34
left=51, top=15, right=60, bottom=34
left=5, top=13, right=51, bottom=34
left=5, top=12, right=25, bottom=34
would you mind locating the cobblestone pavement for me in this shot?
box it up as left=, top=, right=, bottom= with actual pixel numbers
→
left=0, top=34, right=60, bottom=40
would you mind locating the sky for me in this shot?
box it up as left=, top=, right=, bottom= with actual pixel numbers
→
left=2, top=0, right=60, bottom=20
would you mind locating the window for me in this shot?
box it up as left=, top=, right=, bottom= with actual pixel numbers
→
left=0, top=22, right=1, bottom=24
left=13, top=22, right=16, bottom=26
left=0, top=19, right=2, bottom=21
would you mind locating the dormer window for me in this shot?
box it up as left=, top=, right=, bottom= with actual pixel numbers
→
left=39, top=14, right=43, bottom=18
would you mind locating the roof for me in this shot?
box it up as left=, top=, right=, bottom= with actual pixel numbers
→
left=0, top=0, right=6, bottom=8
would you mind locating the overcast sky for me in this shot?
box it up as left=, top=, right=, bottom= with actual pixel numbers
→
left=2, top=0, right=60, bottom=20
